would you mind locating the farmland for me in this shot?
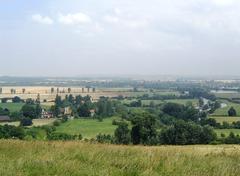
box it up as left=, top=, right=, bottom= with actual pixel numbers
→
left=0, top=140, right=240, bottom=176
left=211, top=100, right=240, bottom=116
left=0, top=102, right=24, bottom=112
left=215, top=129, right=240, bottom=137
left=210, top=116, right=240, bottom=124
left=0, top=118, right=56, bottom=127
left=56, top=117, right=118, bottom=138
left=123, top=99, right=198, bottom=106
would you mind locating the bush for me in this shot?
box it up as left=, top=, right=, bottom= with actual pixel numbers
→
left=0, top=125, right=25, bottom=139
left=47, top=132, right=80, bottom=141
left=12, top=96, right=22, bottom=103
left=53, top=120, right=61, bottom=126
left=20, top=118, right=33, bottom=126
left=96, top=134, right=114, bottom=143
left=160, top=120, right=217, bottom=145
left=228, top=107, right=237, bottom=117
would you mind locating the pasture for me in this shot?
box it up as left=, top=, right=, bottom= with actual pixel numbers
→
left=0, top=102, right=24, bottom=112
left=0, top=118, right=56, bottom=127
left=0, top=140, right=240, bottom=175
left=215, top=129, right=240, bottom=137
left=212, top=101, right=240, bottom=116
left=56, top=117, right=118, bottom=138
left=123, top=99, right=198, bottom=106
left=210, top=116, right=240, bottom=124
left=214, top=92, right=240, bottom=99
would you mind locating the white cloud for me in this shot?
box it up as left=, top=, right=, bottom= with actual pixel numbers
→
left=212, top=0, right=237, bottom=6
left=103, top=15, right=119, bottom=23
left=32, top=14, right=53, bottom=25
left=58, top=13, right=92, bottom=25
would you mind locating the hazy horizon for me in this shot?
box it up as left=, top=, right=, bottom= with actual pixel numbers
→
left=1, top=0, right=240, bottom=77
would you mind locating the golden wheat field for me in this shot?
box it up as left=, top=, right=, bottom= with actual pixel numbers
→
left=0, top=86, right=131, bottom=102
left=0, top=140, right=240, bottom=176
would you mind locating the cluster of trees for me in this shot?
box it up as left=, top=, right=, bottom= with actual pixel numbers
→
left=52, top=95, right=116, bottom=118
left=161, top=103, right=204, bottom=122
left=0, top=125, right=25, bottom=139
left=107, top=114, right=217, bottom=145
left=160, top=120, right=216, bottom=145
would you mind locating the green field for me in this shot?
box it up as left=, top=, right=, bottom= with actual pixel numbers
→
left=212, top=101, right=240, bottom=116
left=0, top=102, right=24, bottom=112
left=210, top=116, right=240, bottom=124
left=164, top=99, right=198, bottom=105
left=215, top=129, right=240, bottom=137
left=0, top=119, right=56, bottom=127
left=214, top=92, right=240, bottom=99
left=56, top=117, right=118, bottom=138
left=129, top=91, right=180, bottom=97
left=123, top=99, right=198, bottom=106
left=0, top=140, right=240, bottom=176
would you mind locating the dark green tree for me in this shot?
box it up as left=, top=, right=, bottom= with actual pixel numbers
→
left=114, top=121, right=131, bottom=144
left=228, top=107, right=237, bottom=117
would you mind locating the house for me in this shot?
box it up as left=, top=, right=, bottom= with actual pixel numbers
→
left=0, top=115, right=11, bottom=122
left=41, top=109, right=53, bottom=119
left=89, top=109, right=96, bottom=117
left=60, top=106, right=72, bottom=116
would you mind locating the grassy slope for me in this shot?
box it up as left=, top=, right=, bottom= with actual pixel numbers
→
left=215, top=129, right=240, bottom=136
left=0, top=140, right=240, bottom=176
left=0, top=102, right=24, bottom=112
left=0, top=119, right=56, bottom=127
left=210, top=116, right=240, bottom=124
left=56, top=117, right=118, bottom=139
left=212, top=101, right=240, bottom=116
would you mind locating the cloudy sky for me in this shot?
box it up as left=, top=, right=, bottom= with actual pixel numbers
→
left=1, top=0, right=240, bottom=77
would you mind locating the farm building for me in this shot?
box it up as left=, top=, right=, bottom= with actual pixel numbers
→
left=41, top=109, right=53, bottom=119
left=0, top=115, right=11, bottom=122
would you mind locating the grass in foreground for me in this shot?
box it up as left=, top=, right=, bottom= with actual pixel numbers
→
left=56, top=117, right=118, bottom=139
left=0, top=140, right=240, bottom=176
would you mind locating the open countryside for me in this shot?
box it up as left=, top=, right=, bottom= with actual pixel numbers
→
left=2, top=0, right=240, bottom=175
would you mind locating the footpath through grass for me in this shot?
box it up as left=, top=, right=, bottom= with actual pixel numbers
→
left=0, top=140, right=240, bottom=176
left=56, top=117, right=118, bottom=139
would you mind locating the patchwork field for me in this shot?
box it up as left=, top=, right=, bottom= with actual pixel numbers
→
left=0, top=140, right=240, bottom=176
left=56, top=117, right=118, bottom=139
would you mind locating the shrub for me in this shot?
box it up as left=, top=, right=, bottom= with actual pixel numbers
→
left=47, top=132, right=79, bottom=141
left=53, top=120, right=61, bottom=126
left=20, top=118, right=33, bottom=126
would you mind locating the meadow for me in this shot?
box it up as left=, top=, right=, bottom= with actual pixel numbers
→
left=210, top=116, right=240, bottom=124
left=215, top=129, right=240, bottom=137
left=0, top=119, right=56, bottom=127
left=0, top=102, right=24, bottom=112
left=211, top=100, right=240, bottom=116
left=123, top=99, right=198, bottom=106
left=214, top=92, right=240, bottom=99
left=0, top=140, right=240, bottom=176
left=56, top=117, right=118, bottom=138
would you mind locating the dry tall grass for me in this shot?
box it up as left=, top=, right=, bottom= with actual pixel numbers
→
left=0, top=140, right=240, bottom=176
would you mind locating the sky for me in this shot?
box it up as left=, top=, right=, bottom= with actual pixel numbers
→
left=1, top=0, right=240, bottom=77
